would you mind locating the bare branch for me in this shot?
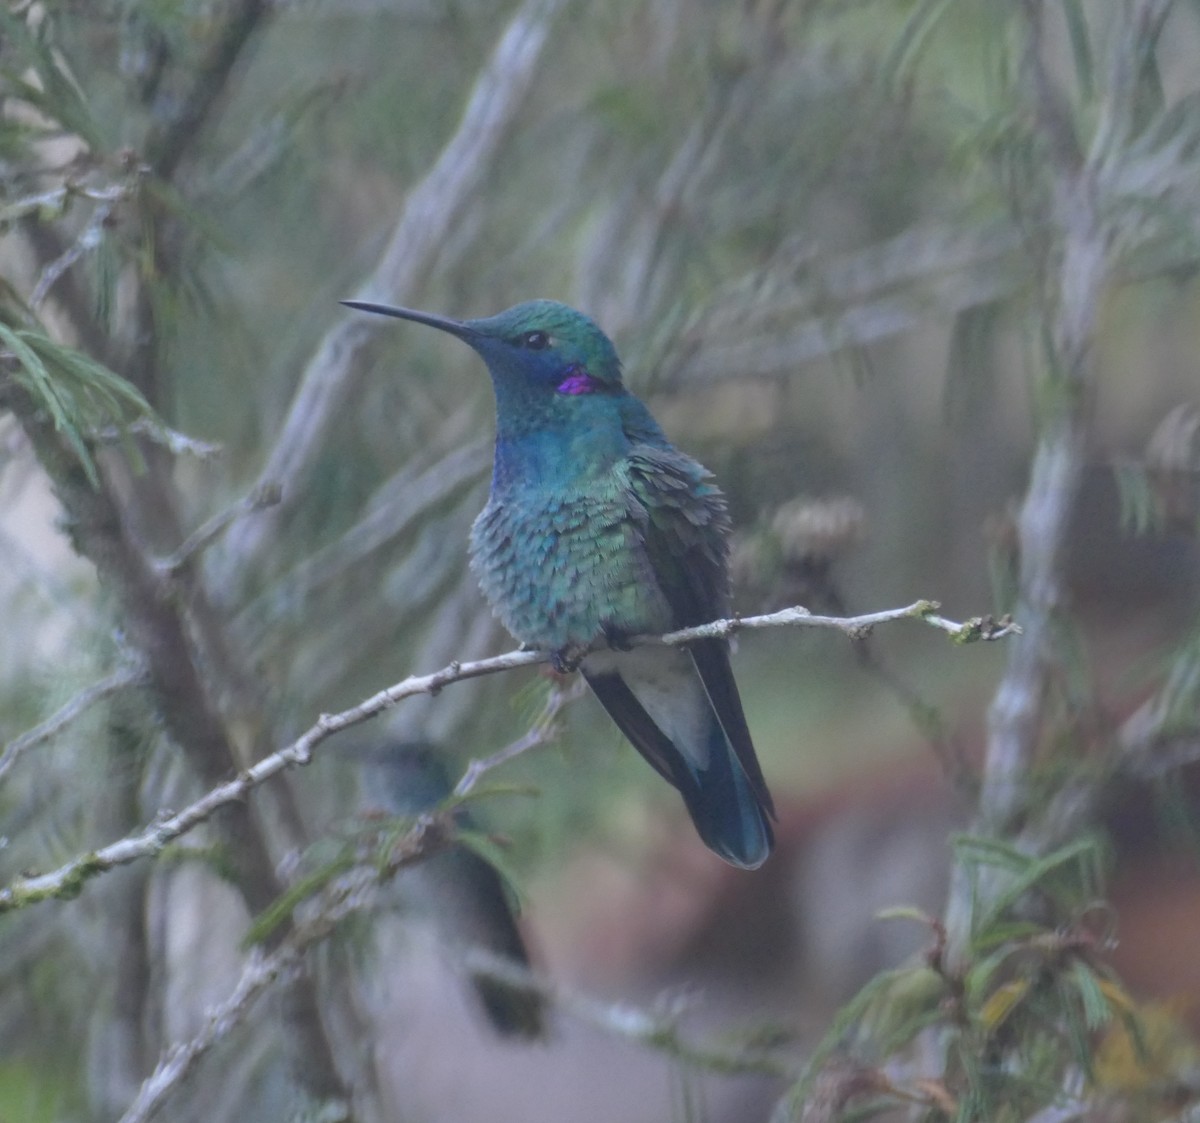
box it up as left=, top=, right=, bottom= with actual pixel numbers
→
left=453, top=678, right=588, bottom=799
left=0, top=598, right=1015, bottom=914
left=0, top=662, right=147, bottom=784
left=653, top=602, right=1020, bottom=646
left=458, top=946, right=792, bottom=1078
left=117, top=945, right=308, bottom=1123
left=29, top=182, right=136, bottom=310
left=91, top=419, right=222, bottom=459
left=943, top=1, right=1134, bottom=962
left=0, top=181, right=128, bottom=225
left=156, top=483, right=283, bottom=576
left=975, top=3, right=1109, bottom=836
left=119, top=822, right=439, bottom=1123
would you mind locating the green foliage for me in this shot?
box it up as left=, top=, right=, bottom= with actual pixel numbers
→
left=784, top=835, right=1152, bottom=1122
left=954, top=833, right=1108, bottom=940
left=0, top=5, right=104, bottom=152
left=0, top=1057, right=83, bottom=1123
left=0, top=318, right=158, bottom=485
left=1114, top=459, right=1164, bottom=537
left=242, top=847, right=358, bottom=949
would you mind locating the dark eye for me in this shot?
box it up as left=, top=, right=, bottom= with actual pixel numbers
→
left=522, top=330, right=550, bottom=350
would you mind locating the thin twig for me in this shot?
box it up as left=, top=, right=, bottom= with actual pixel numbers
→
left=0, top=181, right=128, bottom=225
left=0, top=599, right=1015, bottom=914
left=0, top=663, right=147, bottom=784
left=458, top=946, right=793, bottom=1078
left=157, top=483, right=283, bottom=576
left=29, top=189, right=125, bottom=310
left=117, top=946, right=307, bottom=1123
left=653, top=602, right=1019, bottom=646
left=91, top=419, right=222, bottom=459
left=145, top=0, right=271, bottom=180
left=454, top=678, right=588, bottom=799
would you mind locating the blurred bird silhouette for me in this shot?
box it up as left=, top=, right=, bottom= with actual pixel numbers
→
left=358, top=742, right=546, bottom=1041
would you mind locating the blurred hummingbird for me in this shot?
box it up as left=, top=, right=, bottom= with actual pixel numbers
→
left=344, top=298, right=776, bottom=869
left=359, top=742, right=546, bottom=1040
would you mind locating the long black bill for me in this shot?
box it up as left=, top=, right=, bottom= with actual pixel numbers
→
left=340, top=299, right=478, bottom=341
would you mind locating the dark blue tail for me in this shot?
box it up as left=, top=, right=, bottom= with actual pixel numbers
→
left=674, top=714, right=774, bottom=869
left=584, top=667, right=774, bottom=869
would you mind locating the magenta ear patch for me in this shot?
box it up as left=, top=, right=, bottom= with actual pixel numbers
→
left=556, top=365, right=598, bottom=395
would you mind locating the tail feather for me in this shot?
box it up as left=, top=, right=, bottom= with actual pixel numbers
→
left=673, top=716, right=774, bottom=869
left=584, top=655, right=774, bottom=869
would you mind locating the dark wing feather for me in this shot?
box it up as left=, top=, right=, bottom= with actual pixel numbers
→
left=623, top=439, right=775, bottom=819
left=687, top=639, right=774, bottom=816
left=582, top=669, right=682, bottom=786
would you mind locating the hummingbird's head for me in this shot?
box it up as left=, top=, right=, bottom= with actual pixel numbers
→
left=466, top=300, right=623, bottom=392
left=342, top=298, right=624, bottom=398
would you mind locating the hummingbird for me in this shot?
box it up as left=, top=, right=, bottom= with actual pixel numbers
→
left=344, top=298, right=775, bottom=869
left=359, top=742, right=546, bottom=1040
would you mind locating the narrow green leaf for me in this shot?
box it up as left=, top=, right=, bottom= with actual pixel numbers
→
left=880, top=0, right=958, bottom=91
left=0, top=8, right=104, bottom=150
left=242, top=852, right=356, bottom=948
left=979, top=835, right=1105, bottom=931
left=1062, top=0, right=1094, bottom=102
left=952, top=833, right=1035, bottom=875
left=1059, top=974, right=1096, bottom=1081
left=1068, top=959, right=1112, bottom=1032
left=968, top=919, right=1045, bottom=953
left=1113, top=460, right=1159, bottom=535
left=0, top=321, right=96, bottom=485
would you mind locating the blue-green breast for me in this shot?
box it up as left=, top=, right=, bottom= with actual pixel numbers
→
left=469, top=445, right=729, bottom=651
left=469, top=465, right=662, bottom=650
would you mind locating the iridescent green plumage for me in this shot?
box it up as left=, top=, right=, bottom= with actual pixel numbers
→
left=344, top=297, right=776, bottom=868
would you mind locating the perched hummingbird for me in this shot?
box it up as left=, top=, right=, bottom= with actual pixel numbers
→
left=359, top=742, right=546, bottom=1040
left=344, top=298, right=775, bottom=869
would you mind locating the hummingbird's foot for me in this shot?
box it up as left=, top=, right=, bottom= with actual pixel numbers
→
left=601, top=623, right=633, bottom=652
left=550, top=643, right=589, bottom=674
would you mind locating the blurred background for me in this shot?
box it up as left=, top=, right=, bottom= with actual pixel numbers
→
left=1, top=1, right=1199, bottom=1120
